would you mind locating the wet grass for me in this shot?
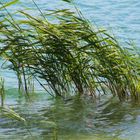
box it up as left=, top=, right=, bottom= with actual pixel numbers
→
left=0, top=0, right=140, bottom=102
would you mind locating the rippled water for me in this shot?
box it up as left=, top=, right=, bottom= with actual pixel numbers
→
left=0, top=0, right=140, bottom=140
left=1, top=90, right=140, bottom=140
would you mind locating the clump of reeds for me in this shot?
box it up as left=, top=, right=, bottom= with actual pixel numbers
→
left=0, top=0, right=140, bottom=101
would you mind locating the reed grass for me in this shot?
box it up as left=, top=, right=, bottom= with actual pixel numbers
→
left=0, top=77, right=25, bottom=122
left=0, top=77, right=5, bottom=106
left=0, top=1, right=140, bottom=101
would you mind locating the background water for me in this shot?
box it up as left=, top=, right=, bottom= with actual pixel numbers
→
left=0, top=0, right=140, bottom=140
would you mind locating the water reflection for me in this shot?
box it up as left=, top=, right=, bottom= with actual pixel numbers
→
left=40, top=96, right=139, bottom=139
left=1, top=91, right=140, bottom=140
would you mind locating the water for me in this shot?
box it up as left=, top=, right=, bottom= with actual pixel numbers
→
left=0, top=0, right=140, bottom=139
left=1, top=90, right=140, bottom=140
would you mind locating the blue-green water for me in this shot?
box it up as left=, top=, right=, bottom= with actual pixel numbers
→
left=0, top=0, right=140, bottom=139
left=1, top=90, right=140, bottom=140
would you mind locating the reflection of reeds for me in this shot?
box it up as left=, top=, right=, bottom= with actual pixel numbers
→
left=0, top=1, right=140, bottom=101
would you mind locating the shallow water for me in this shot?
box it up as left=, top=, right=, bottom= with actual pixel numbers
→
left=1, top=90, right=140, bottom=140
left=0, top=0, right=140, bottom=139
left=0, top=90, right=137, bottom=140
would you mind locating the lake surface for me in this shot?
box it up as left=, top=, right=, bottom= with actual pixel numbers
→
left=0, top=0, right=140, bottom=139
left=1, top=91, right=140, bottom=140
left=2, top=90, right=140, bottom=140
